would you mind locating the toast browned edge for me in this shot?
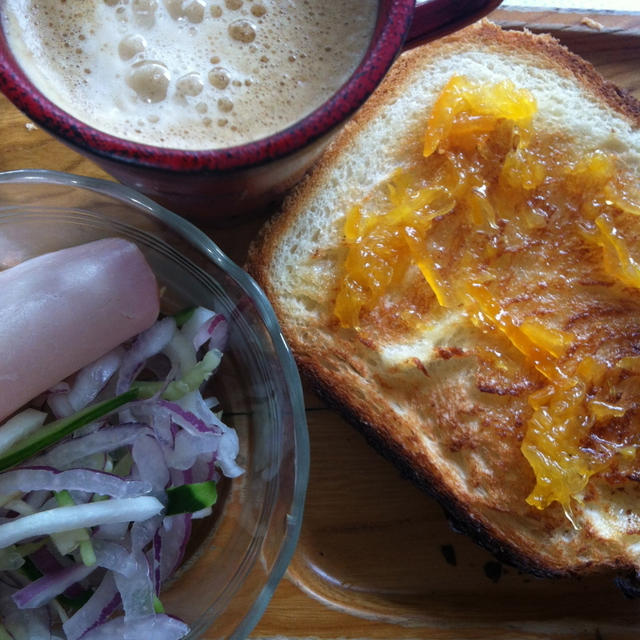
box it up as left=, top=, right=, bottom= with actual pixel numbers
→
left=246, top=20, right=640, bottom=583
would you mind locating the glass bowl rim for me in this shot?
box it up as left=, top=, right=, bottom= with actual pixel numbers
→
left=0, top=168, right=310, bottom=639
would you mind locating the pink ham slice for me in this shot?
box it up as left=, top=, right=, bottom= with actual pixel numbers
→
left=0, top=238, right=159, bottom=421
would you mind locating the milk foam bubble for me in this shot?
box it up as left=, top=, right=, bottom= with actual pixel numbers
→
left=3, top=0, right=377, bottom=150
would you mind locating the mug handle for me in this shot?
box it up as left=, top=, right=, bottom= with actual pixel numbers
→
left=405, top=0, right=504, bottom=49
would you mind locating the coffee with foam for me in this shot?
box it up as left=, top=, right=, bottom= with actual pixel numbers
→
left=3, top=0, right=377, bottom=150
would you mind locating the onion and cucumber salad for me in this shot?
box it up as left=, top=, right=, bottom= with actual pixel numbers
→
left=0, top=305, right=242, bottom=640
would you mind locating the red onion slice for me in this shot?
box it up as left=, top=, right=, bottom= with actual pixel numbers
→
left=167, top=431, right=222, bottom=471
left=31, top=425, right=146, bottom=469
left=154, top=514, right=191, bottom=590
left=132, top=434, right=170, bottom=490
left=47, top=384, right=74, bottom=420
left=180, top=307, right=215, bottom=346
left=81, top=613, right=189, bottom=640
left=0, top=467, right=152, bottom=500
left=62, top=572, right=121, bottom=640
left=155, top=399, right=222, bottom=437
left=192, top=312, right=228, bottom=353
left=178, top=389, right=227, bottom=433
left=92, top=540, right=138, bottom=578
left=116, top=317, right=176, bottom=395
left=113, top=549, right=155, bottom=621
left=192, top=453, right=219, bottom=484
left=115, top=515, right=166, bottom=621
left=12, top=562, right=95, bottom=609
left=0, top=586, right=54, bottom=639
left=29, top=545, right=68, bottom=575
left=93, top=521, right=130, bottom=542
left=67, top=350, right=123, bottom=412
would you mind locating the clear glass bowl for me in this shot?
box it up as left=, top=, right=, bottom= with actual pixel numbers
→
left=0, top=169, right=309, bottom=639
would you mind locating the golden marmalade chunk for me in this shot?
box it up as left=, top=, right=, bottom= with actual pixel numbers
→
left=334, top=75, right=640, bottom=523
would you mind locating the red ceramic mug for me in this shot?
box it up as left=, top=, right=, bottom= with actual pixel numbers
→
left=0, top=0, right=502, bottom=224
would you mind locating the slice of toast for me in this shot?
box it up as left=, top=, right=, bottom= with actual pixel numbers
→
left=247, top=20, right=640, bottom=580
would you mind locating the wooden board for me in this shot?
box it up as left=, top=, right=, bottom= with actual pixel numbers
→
left=0, top=8, right=639, bottom=639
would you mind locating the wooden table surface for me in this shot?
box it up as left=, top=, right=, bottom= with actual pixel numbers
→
left=1, top=8, right=639, bottom=639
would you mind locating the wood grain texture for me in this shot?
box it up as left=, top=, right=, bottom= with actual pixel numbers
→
left=0, top=9, right=639, bottom=638
left=0, top=95, right=110, bottom=179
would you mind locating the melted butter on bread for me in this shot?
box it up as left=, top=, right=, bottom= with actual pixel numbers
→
left=335, top=75, right=640, bottom=524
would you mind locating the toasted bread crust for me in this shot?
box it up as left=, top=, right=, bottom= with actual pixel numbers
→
left=247, top=21, right=640, bottom=579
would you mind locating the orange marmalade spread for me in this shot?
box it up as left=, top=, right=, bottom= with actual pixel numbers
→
left=334, top=75, right=640, bottom=523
